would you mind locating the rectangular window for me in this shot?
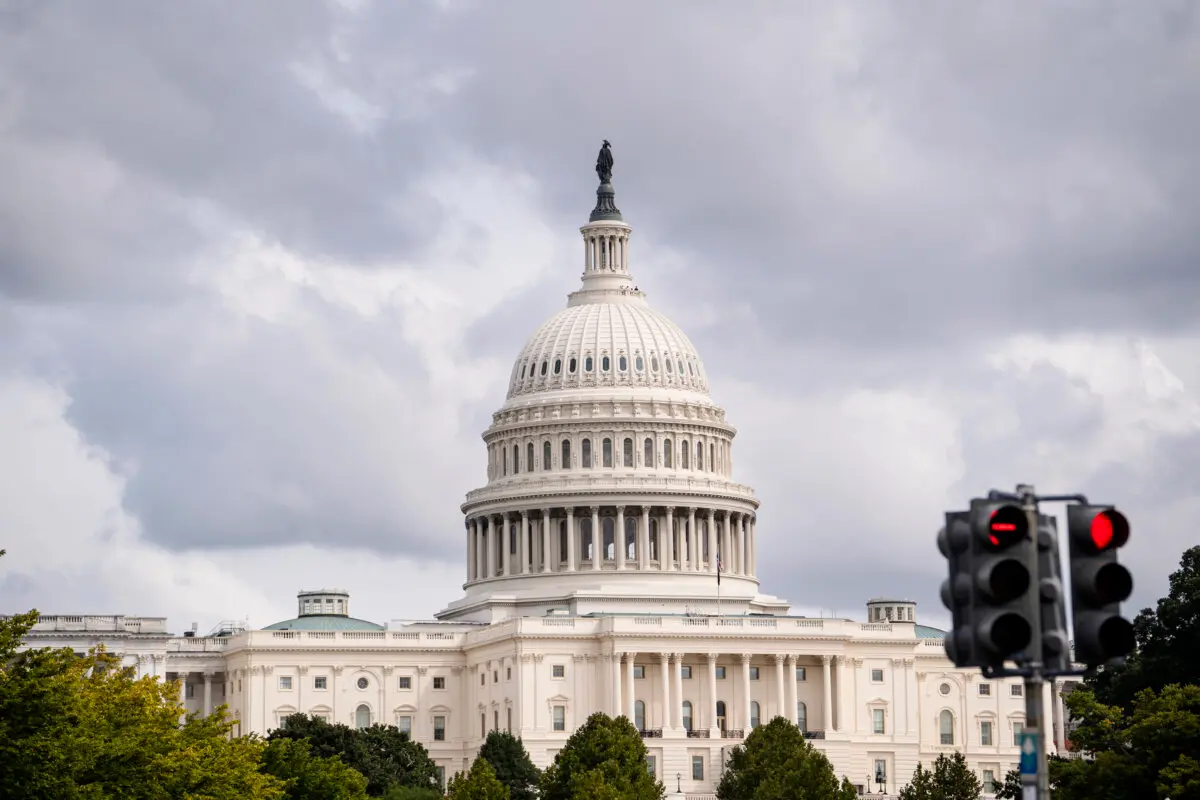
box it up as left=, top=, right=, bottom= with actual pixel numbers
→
left=872, top=708, right=885, bottom=734
left=874, top=759, right=887, bottom=783
left=433, top=676, right=446, bottom=690
left=481, top=714, right=486, bottom=737
left=278, top=676, right=292, bottom=691
left=633, top=665, right=645, bottom=679
left=692, top=755, right=705, bottom=781
left=582, top=439, right=592, bottom=468
left=646, top=755, right=656, bottom=776
left=493, top=671, right=499, bottom=684
left=397, top=715, right=412, bottom=735
left=1011, top=684, right=1023, bottom=697
left=1013, top=722, right=1024, bottom=740
left=398, top=676, right=411, bottom=690
left=749, top=666, right=760, bottom=680
left=979, top=683, right=991, bottom=696
left=795, top=667, right=807, bottom=681
left=481, top=673, right=486, bottom=686
left=603, top=438, right=613, bottom=468
left=553, top=705, right=566, bottom=731
left=314, top=676, right=327, bottom=690
left=715, top=666, right=726, bottom=680
left=507, top=667, right=512, bottom=680
left=982, top=770, right=996, bottom=793
left=981, top=721, right=993, bottom=746
left=433, top=716, right=446, bottom=741
left=681, top=665, right=693, bottom=679
left=507, top=708, right=512, bottom=732
left=871, top=668, right=884, bottom=682
left=185, top=683, right=194, bottom=699
left=436, top=767, right=446, bottom=791
left=494, top=710, right=499, bottom=730
left=552, top=664, right=566, bottom=679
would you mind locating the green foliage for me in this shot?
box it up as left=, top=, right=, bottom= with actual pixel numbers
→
left=898, top=754, right=980, bottom=800
left=993, top=768, right=1021, bottom=800
left=270, top=713, right=440, bottom=796
left=447, top=758, right=509, bottom=800
left=261, top=736, right=371, bottom=800
left=539, top=712, right=663, bottom=800
left=380, top=786, right=445, bottom=800
left=716, top=717, right=856, bottom=800
left=1090, top=545, right=1200, bottom=710
left=477, top=730, right=540, bottom=800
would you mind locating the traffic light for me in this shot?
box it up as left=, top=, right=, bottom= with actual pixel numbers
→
left=967, top=499, right=1035, bottom=666
left=1067, top=505, right=1134, bottom=666
left=1036, top=514, right=1071, bottom=674
left=939, top=510, right=975, bottom=667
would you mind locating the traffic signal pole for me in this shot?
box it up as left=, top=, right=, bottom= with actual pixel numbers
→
left=1018, top=484, right=1050, bottom=800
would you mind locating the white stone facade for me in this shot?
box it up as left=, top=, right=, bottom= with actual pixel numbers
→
left=13, top=158, right=1076, bottom=797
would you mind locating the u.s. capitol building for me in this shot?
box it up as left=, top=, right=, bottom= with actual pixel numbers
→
left=19, top=145, right=1073, bottom=797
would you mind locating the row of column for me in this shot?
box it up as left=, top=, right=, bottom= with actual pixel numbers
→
left=175, top=670, right=221, bottom=717
left=605, top=653, right=837, bottom=734
left=465, top=506, right=757, bottom=583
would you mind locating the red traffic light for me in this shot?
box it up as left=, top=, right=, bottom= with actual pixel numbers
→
left=1070, top=507, right=1129, bottom=553
left=985, top=506, right=1027, bottom=548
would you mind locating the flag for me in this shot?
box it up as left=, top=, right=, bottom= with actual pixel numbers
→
left=716, top=551, right=722, bottom=586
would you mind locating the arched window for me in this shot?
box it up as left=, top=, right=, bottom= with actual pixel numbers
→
left=635, top=355, right=644, bottom=372
left=681, top=441, right=690, bottom=469
left=582, top=518, right=594, bottom=560
left=540, top=361, right=548, bottom=376
left=527, top=442, right=534, bottom=472
left=716, top=700, right=727, bottom=731
left=602, top=518, right=615, bottom=560
left=561, top=439, right=571, bottom=469
left=696, top=441, right=704, bottom=470
left=623, top=438, right=633, bottom=468
left=513, top=444, right=520, bottom=474
left=618, top=355, right=628, bottom=372
left=649, top=519, right=659, bottom=561
left=634, top=700, right=646, bottom=731
left=651, top=356, right=659, bottom=372
left=663, top=439, right=673, bottom=468
left=939, top=710, right=955, bottom=745
left=543, top=441, right=551, bottom=470
left=644, top=437, right=654, bottom=467
left=601, top=355, right=611, bottom=372
left=584, top=355, right=594, bottom=372
left=682, top=701, right=693, bottom=732
left=582, top=439, right=592, bottom=468
left=355, top=704, right=371, bottom=729
left=625, top=516, right=637, bottom=560
left=553, top=358, right=562, bottom=375
left=602, top=438, right=613, bottom=468
left=569, top=357, right=577, bottom=373
left=750, top=701, right=761, bottom=729
left=797, top=701, right=808, bottom=733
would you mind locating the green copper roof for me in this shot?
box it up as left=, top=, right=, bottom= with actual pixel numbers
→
left=262, top=615, right=384, bottom=632
left=915, top=624, right=946, bottom=640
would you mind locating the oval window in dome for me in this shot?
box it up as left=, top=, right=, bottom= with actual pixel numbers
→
left=677, top=360, right=684, bottom=374
left=666, top=359, right=673, bottom=373
left=568, top=357, right=577, bottom=373
left=601, top=355, right=611, bottom=372
left=540, top=361, right=548, bottom=376
left=585, top=356, right=594, bottom=372
left=651, top=356, right=659, bottom=372
left=687, top=361, right=694, bottom=375
left=618, top=355, right=627, bottom=372
left=554, top=358, right=562, bottom=375
left=635, top=355, right=644, bottom=372
left=520, top=364, right=526, bottom=379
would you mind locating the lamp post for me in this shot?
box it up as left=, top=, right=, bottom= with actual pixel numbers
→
left=670, top=772, right=685, bottom=800
left=875, top=768, right=886, bottom=795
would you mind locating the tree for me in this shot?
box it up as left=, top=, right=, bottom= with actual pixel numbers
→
left=716, top=717, right=857, bottom=800
left=539, top=712, right=662, bottom=800
left=1090, top=545, right=1200, bottom=709
left=898, top=763, right=936, bottom=800
left=931, top=752, right=982, bottom=800
left=261, top=736, right=371, bottom=800
left=993, top=768, right=1021, bottom=800
left=270, top=713, right=440, bottom=796
left=380, top=786, right=444, bottom=800
left=478, top=730, right=540, bottom=800
left=448, top=758, right=510, bottom=800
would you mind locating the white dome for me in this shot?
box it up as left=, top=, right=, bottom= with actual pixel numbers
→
left=506, top=300, right=710, bottom=400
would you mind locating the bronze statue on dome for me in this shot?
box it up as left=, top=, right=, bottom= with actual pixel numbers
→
left=595, top=140, right=613, bottom=183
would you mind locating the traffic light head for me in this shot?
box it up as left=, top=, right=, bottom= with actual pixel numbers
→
left=1067, top=505, right=1134, bottom=666
left=968, top=500, right=1035, bottom=665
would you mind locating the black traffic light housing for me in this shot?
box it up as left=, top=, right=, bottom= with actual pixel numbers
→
left=939, top=510, right=975, bottom=667
left=1067, top=505, right=1134, bottom=666
left=1036, top=514, right=1071, bottom=674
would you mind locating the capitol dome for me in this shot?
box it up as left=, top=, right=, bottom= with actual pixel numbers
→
left=440, top=142, right=784, bottom=623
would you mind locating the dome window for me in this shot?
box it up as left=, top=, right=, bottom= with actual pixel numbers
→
left=601, top=355, right=611, bottom=372
left=553, top=358, right=562, bottom=375
left=618, top=355, right=627, bottom=372
left=540, top=361, right=548, bottom=377
left=520, top=364, right=526, bottom=379
left=666, top=359, right=673, bottom=373
left=687, top=361, right=694, bottom=376
left=635, top=355, right=644, bottom=372
left=651, top=356, right=659, bottom=372
left=568, top=357, right=577, bottom=374
left=584, top=356, right=594, bottom=372
left=677, top=360, right=684, bottom=374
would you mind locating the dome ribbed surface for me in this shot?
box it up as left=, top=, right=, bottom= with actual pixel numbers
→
left=507, top=302, right=710, bottom=399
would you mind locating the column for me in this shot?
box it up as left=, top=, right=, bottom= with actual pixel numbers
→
left=672, top=654, right=685, bottom=729
left=737, top=515, right=747, bottom=575
left=566, top=508, right=577, bottom=571
left=707, top=654, right=719, bottom=735
left=590, top=507, right=601, bottom=570
left=659, top=653, right=672, bottom=730
left=639, top=506, right=650, bottom=570
left=467, top=521, right=475, bottom=581
left=748, top=516, right=757, bottom=575
left=541, top=509, right=552, bottom=573
left=1052, top=681, right=1065, bottom=752
left=487, top=516, right=497, bottom=578
left=774, top=655, right=786, bottom=721
left=203, top=670, right=213, bottom=717
left=616, top=506, right=626, bottom=570
left=178, top=671, right=188, bottom=724
left=741, top=655, right=753, bottom=732
left=520, top=512, right=530, bottom=574
left=687, top=508, right=697, bottom=571
left=665, top=508, right=676, bottom=571
left=626, top=653, right=637, bottom=721
left=612, top=654, right=623, bottom=717
left=785, top=656, right=797, bottom=726
left=721, top=513, right=732, bottom=573
left=708, top=511, right=719, bottom=573
left=501, top=516, right=511, bottom=576
left=822, top=656, right=834, bottom=733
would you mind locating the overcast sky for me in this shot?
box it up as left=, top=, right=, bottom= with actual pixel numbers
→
left=1, top=1, right=1198, bottom=633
